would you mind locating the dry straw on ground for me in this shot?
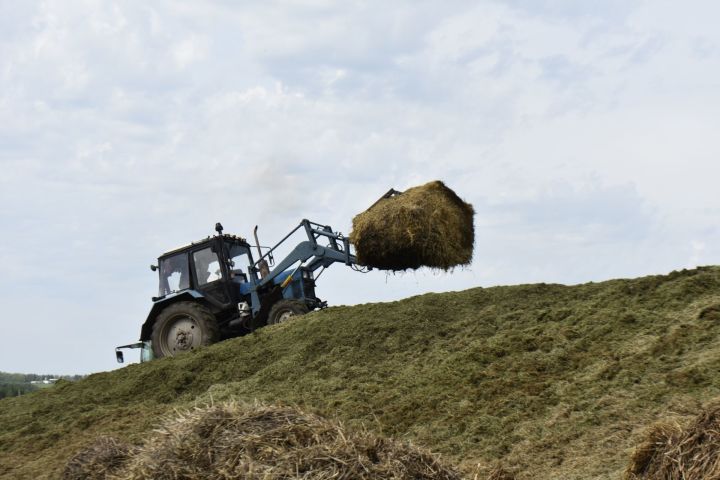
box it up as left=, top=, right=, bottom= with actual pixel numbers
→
left=626, top=402, right=720, bottom=479
left=62, top=436, right=135, bottom=480
left=484, top=466, right=516, bottom=480
left=350, top=180, right=474, bottom=271
left=66, top=402, right=462, bottom=480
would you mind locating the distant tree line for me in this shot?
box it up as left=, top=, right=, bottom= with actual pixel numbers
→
left=0, top=383, right=38, bottom=399
left=0, top=371, right=85, bottom=399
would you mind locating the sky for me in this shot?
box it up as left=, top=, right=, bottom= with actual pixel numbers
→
left=1, top=0, right=719, bottom=374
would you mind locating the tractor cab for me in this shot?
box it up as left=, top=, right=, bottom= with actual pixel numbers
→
left=154, top=229, right=256, bottom=310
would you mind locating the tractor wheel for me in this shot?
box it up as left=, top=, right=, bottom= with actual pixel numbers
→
left=267, top=299, right=310, bottom=325
left=151, top=302, right=219, bottom=358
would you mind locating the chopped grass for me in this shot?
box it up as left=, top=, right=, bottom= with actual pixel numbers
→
left=2, top=266, right=720, bottom=479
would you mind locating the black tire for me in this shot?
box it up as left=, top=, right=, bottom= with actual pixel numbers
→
left=151, top=302, right=219, bottom=358
left=267, top=299, right=310, bottom=325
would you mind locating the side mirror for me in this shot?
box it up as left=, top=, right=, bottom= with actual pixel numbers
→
left=150, top=265, right=158, bottom=271
left=115, top=350, right=125, bottom=363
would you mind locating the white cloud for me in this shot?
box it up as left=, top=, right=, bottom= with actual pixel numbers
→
left=689, top=240, right=707, bottom=267
left=172, top=35, right=208, bottom=68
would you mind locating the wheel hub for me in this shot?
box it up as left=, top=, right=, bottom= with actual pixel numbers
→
left=175, top=329, right=194, bottom=350
left=278, top=311, right=295, bottom=323
left=165, top=315, right=198, bottom=352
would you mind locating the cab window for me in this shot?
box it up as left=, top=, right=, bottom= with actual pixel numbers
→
left=228, top=244, right=251, bottom=282
left=159, top=253, right=190, bottom=296
left=193, top=247, right=222, bottom=286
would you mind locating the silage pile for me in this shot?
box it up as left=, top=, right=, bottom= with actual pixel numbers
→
left=350, top=180, right=474, bottom=271
left=626, top=402, right=720, bottom=479
left=63, top=402, right=461, bottom=480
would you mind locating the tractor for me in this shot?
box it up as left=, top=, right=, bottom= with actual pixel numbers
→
left=115, top=219, right=366, bottom=363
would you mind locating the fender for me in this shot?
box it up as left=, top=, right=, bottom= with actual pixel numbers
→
left=139, top=290, right=208, bottom=341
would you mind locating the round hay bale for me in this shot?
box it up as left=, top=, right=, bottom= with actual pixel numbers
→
left=350, top=181, right=474, bottom=271
left=122, top=402, right=462, bottom=480
left=625, top=402, right=720, bottom=479
left=62, top=436, right=134, bottom=480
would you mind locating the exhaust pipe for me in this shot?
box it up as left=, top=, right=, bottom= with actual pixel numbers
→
left=254, top=225, right=271, bottom=279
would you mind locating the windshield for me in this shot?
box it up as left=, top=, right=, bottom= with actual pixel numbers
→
left=228, top=243, right=251, bottom=281
left=158, top=253, right=190, bottom=296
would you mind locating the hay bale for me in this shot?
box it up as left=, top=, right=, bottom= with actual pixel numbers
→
left=118, top=402, right=461, bottom=479
left=350, top=181, right=474, bottom=271
left=62, top=436, right=134, bottom=480
left=625, top=403, right=720, bottom=479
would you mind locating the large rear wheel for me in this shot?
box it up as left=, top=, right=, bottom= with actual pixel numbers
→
left=267, top=299, right=309, bottom=325
left=151, top=302, right=219, bottom=358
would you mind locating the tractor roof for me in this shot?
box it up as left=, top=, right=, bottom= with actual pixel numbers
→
left=159, top=234, right=249, bottom=259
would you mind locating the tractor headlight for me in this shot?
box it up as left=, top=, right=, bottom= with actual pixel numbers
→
left=302, top=270, right=313, bottom=280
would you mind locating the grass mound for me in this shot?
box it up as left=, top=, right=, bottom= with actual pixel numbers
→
left=350, top=181, right=474, bottom=270
left=2, top=266, right=720, bottom=479
left=626, top=401, right=720, bottom=479
left=77, top=402, right=461, bottom=480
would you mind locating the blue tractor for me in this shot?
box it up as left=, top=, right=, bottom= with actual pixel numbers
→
left=115, top=219, right=366, bottom=362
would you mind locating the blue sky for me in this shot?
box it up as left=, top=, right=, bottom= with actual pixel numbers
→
left=1, top=0, right=719, bottom=374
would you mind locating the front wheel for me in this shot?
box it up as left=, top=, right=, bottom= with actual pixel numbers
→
left=151, top=302, right=219, bottom=358
left=267, top=299, right=309, bottom=325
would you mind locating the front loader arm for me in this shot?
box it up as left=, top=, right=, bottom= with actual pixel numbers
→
left=252, top=219, right=360, bottom=291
